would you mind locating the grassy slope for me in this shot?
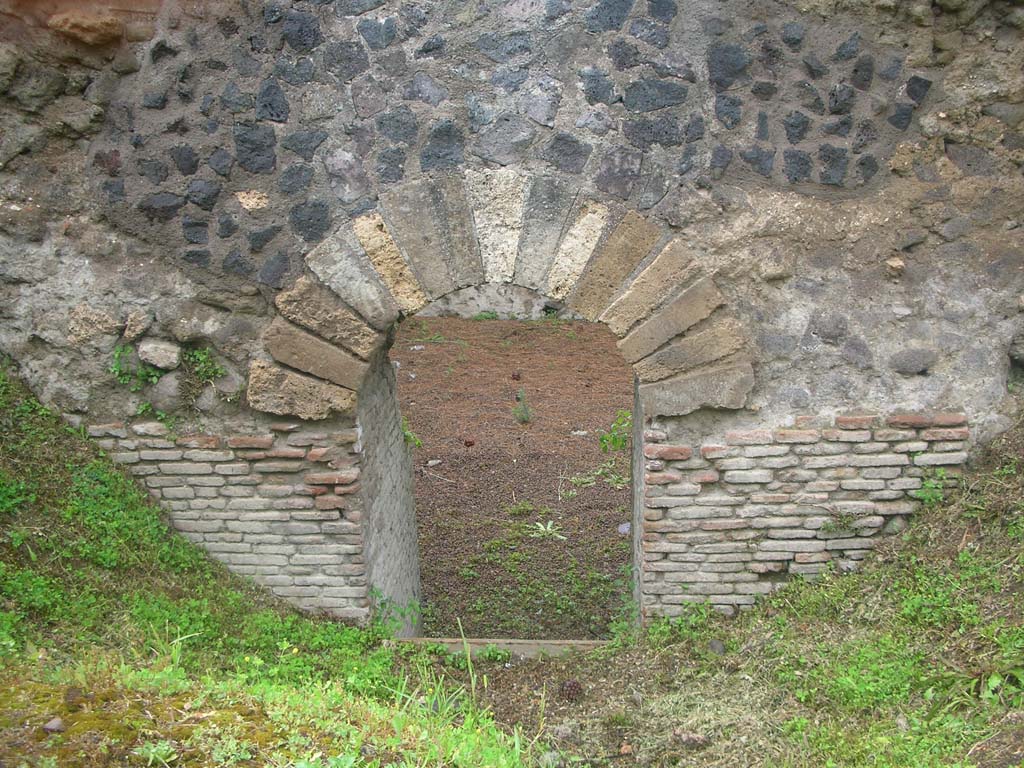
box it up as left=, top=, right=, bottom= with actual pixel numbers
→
left=0, top=361, right=1022, bottom=767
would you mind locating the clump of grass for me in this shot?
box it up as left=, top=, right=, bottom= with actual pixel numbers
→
left=512, top=388, right=532, bottom=424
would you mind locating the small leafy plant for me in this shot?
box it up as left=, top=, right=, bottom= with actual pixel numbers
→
left=110, top=345, right=165, bottom=392
left=528, top=520, right=566, bottom=540
left=599, top=410, right=633, bottom=453
left=512, top=388, right=532, bottom=424
left=402, top=416, right=422, bottom=448
left=472, top=310, right=499, bottom=321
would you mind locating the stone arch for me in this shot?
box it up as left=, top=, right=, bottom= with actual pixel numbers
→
left=249, top=170, right=756, bottom=423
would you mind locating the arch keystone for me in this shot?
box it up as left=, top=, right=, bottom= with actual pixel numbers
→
left=247, top=360, right=357, bottom=420
left=465, top=167, right=527, bottom=283
left=618, top=277, right=725, bottom=363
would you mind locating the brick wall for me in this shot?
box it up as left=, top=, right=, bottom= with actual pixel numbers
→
left=90, top=416, right=371, bottom=621
left=639, top=412, right=969, bottom=617
left=355, top=350, right=421, bottom=636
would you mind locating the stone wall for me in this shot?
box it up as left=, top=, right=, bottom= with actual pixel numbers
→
left=0, top=0, right=1021, bottom=629
left=640, top=412, right=968, bottom=616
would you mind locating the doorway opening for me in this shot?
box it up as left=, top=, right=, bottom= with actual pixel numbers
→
left=388, top=306, right=636, bottom=639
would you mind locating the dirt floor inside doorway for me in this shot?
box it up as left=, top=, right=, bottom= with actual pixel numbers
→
left=391, top=315, right=635, bottom=639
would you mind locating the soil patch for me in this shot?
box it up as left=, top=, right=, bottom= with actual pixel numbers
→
left=391, top=316, right=635, bottom=639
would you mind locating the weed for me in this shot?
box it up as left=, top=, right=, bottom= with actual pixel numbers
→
left=512, top=388, right=532, bottom=424
left=479, top=644, right=512, bottom=664
left=110, top=344, right=165, bottom=392
left=913, top=468, right=948, bottom=506
left=599, top=410, right=632, bottom=453
left=505, top=500, right=536, bottom=518
left=472, top=310, right=499, bottom=321
left=528, top=521, right=567, bottom=541
left=0, top=472, right=33, bottom=516
left=132, top=740, right=178, bottom=767
left=402, top=416, right=422, bottom=448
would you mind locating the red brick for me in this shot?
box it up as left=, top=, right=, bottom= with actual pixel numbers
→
left=794, top=415, right=827, bottom=428
left=305, top=469, right=359, bottom=486
left=690, top=469, right=720, bottom=484
left=643, top=429, right=667, bottom=443
left=235, top=450, right=267, bottom=460
left=932, top=412, right=967, bottom=427
left=334, top=482, right=362, bottom=495
left=270, top=422, right=301, bottom=432
left=921, top=427, right=969, bottom=441
left=643, top=444, right=693, bottom=461
left=227, top=436, right=274, bottom=449
left=701, top=444, right=730, bottom=459
left=835, top=414, right=881, bottom=429
left=267, top=447, right=307, bottom=459
left=725, top=430, right=773, bottom=446
left=886, top=413, right=933, bottom=428
left=315, top=495, right=347, bottom=510
left=773, top=429, right=820, bottom=444
left=176, top=435, right=222, bottom=449
left=307, top=447, right=330, bottom=462
left=645, top=471, right=682, bottom=485
left=301, top=485, right=329, bottom=496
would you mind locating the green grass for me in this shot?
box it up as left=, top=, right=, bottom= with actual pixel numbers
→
left=0, top=365, right=539, bottom=766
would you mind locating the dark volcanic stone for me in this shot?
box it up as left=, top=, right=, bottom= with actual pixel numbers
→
left=629, top=19, right=668, bottom=49
left=833, top=32, right=860, bottom=61
left=740, top=145, right=775, bottom=177
left=274, top=56, right=315, bottom=85
left=183, top=215, right=209, bottom=244
left=546, top=0, right=571, bottom=19
left=756, top=111, right=769, bottom=140
left=223, top=248, right=253, bottom=276
left=139, top=192, right=185, bottom=221
left=186, top=179, right=221, bottom=210
left=492, top=67, right=529, bottom=92
left=648, top=0, right=677, bottom=22
left=580, top=67, right=615, bottom=105
left=539, top=132, right=593, bottom=173
left=715, top=93, right=742, bottom=129
left=889, top=348, right=938, bottom=375
left=878, top=56, right=903, bottom=82
left=585, top=0, right=635, bottom=33
left=142, top=92, right=167, bottom=109
left=420, top=120, right=464, bottom=171
left=595, top=147, right=642, bottom=199
left=402, top=72, right=449, bottom=105
left=708, top=43, right=751, bottom=92
left=852, top=120, right=877, bottom=153
left=782, top=22, right=805, bottom=50
left=823, top=115, right=853, bottom=136
left=183, top=249, right=211, bottom=268
left=234, top=124, right=277, bottom=173
left=138, top=159, right=169, bottom=185
left=783, top=111, right=810, bottom=144
left=887, top=103, right=914, bottom=131
left=170, top=145, right=199, bottom=175
left=151, top=41, right=178, bottom=63
left=709, top=144, right=733, bottom=178
left=103, top=180, right=124, bottom=203
left=279, top=164, right=314, bottom=194
left=609, top=39, right=641, bottom=70
left=622, top=79, right=688, bottom=112
left=358, top=17, right=397, bottom=50
left=249, top=224, right=283, bottom=252
left=802, top=55, right=829, bottom=80
left=759, top=40, right=784, bottom=68
left=336, top=0, right=385, bottom=15
left=624, top=114, right=682, bottom=149
left=751, top=81, right=777, bottom=100
left=264, top=3, right=284, bottom=23
left=323, top=40, right=370, bottom=82
left=199, top=94, right=215, bottom=115
left=906, top=75, right=932, bottom=104
left=944, top=142, right=999, bottom=177
left=475, top=32, right=531, bottom=63
left=282, top=11, right=322, bottom=52
left=857, top=154, right=878, bottom=182
left=376, top=146, right=406, bottom=183
left=208, top=148, right=234, bottom=177
left=678, top=144, right=698, bottom=175
left=289, top=200, right=331, bottom=242
left=256, top=79, right=290, bottom=122
left=416, top=35, right=445, bottom=58
left=221, top=82, right=254, bottom=113
left=282, top=129, right=327, bottom=161
left=376, top=106, right=419, bottom=144
left=783, top=149, right=812, bottom=182
left=218, top=214, right=238, bottom=238
left=851, top=55, right=874, bottom=91
left=473, top=113, right=536, bottom=165
left=796, top=81, right=825, bottom=114
left=819, top=144, right=848, bottom=185
left=685, top=113, right=704, bottom=142
left=828, top=83, right=856, bottom=115
left=258, top=252, right=290, bottom=288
